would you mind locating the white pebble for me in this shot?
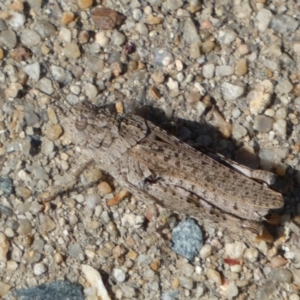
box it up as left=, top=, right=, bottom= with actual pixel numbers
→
left=33, top=263, right=48, bottom=275
left=200, top=244, right=212, bottom=259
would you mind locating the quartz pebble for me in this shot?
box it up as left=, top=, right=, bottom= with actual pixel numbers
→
left=113, top=268, right=126, bottom=283
left=82, top=265, right=111, bottom=300
left=215, top=65, right=234, bottom=77
left=199, top=244, right=212, bottom=259
left=225, top=242, right=246, bottom=259
left=202, top=63, right=215, bottom=79
left=221, top=82, right=244, bottom=100
left=153, top=48, right=174, bottom=67
left=33, top=263, right=48, bottom=275
left=248, top=80, right=273, bottom=115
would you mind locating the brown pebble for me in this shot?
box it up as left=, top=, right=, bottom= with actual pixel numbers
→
left=186, top=90, right=201, bottom=103
left=151, top=72, right=165, bottom=84
left=78, top=0, right=93, bottom=9
left=127, top=250, right=138, bottom=260
left=0, top=281, right=11, bottom=298
left=148, top=86, right=161, bottom=100
left=115, top=102, right=124, bottom=113
left=15, top=186, right=31, bottom=199
left=145, top=205, right=158, bottom=222
left=10, top=45, right=30, bottom=62
left=205, top=108, right=232, bottom=139
left=150, top=258, right=160, bottom=271
left=271, top=256, right=288, bottom=268
left=45, top=124, right=63, bottom=140
left=91, top=7, right=125, bottom=30
left=78, top=30, right=90, bottom=44
left=9, top=1, right=24, bottom=11
left=172, top=277, right=180, bottom=288
left=61, top=12, right=75, bottom=24
left=98, top=181, right=112, bottom=194
left=110, top=61, right=122, bottom=77
left=54, top=252, right=63, bottom=264
left=235, top=58, right=248, bottom=76
left=201, top=40, right=216, bottom=54
left=0, top=48, right=4, bottom=60
left=146, top=14, right=163, bottom=25
left=84, top=168, right=102, bottom=184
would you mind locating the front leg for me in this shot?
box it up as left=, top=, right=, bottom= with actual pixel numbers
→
left=39, top=159, right=94, bottom=201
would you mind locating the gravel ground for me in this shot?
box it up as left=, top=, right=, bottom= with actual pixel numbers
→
left=0, top=0, right=300, bottom=299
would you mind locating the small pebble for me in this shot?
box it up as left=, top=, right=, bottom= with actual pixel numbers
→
left=270, top=268, right=292, bottom=283
left=45, top=124, right=63, bottom=140
left=113, top=268, right=126, bottom=283
left=78, top=0, right=93, bottom=9
left=0, top=232, right=9, bottom=262
left=215, top=65, right=234, bottom=77
left=200, top=244, right=212, bottom=259
left=206, top=269, right=221, bottom=285
left=61, top=12, right=74, bottom=24
left=98, top=182, right=112, bottom=194
left=33, top=263, right=48, bottom=275
left=63, top=42, right=81, bottom=59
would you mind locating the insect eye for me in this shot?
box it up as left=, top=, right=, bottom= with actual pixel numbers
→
left=75, top=114, right=87, bottom=131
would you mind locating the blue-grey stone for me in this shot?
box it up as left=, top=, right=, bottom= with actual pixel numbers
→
left=171, top=218, right=203, bottom=261
left=13, top=281, right=84, bottom=300
left=0, top=204, right=14, bottom=216
left=0, top=177, right=13, bottom=196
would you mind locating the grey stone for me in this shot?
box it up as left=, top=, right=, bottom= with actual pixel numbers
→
left=232, top=123, right=247, bottom=140
left=270, top=268, right=292, bottom=283
left=183, top=18, right=200, bottom=44
left=24, top=62, right=40, bottom=82
left=0, top=30, right=17, bottom=49
left=50, top=65, right=72, bottom=85
left=275, top=79, right=293, bottom=95
left=253, top=115, right=273, bottom=133
left=20, top=29, right=41, bottom=47
left=270, top=14, right=298, bottom=34
left=152, top=48, right=174, bottom=67
left=68, top=243, right=83, bottom=258
left=36, top=78, right=54, bottom=95
left=218, top=29, right=237, bottom=45
left=256, top=8, right=273, bottom=32
left=86, top=55, right=104, bottom=73
left=33, top=20, right=56, bottom=38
